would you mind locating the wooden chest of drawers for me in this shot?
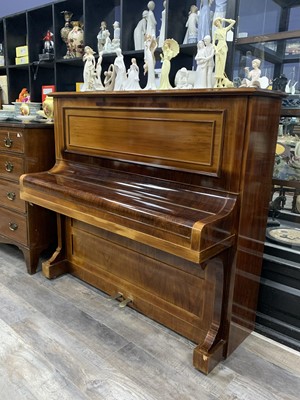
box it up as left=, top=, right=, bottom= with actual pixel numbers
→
left=0, top=122, right=56, bottom=274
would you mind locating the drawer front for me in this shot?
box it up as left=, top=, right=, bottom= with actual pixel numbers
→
left=0, top=154, right=24, bottom=180
left=0, top=180, right=26, bottom=212
left=0, top=207, right=27, bottom=244
left=0, top=129, right=24, bottom=153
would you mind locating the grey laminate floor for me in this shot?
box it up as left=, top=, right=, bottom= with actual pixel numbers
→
left=0, top=244, right=299, bottom=400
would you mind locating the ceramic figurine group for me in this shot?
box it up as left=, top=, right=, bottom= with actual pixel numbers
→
left=181, top=16, right=236, bottom=89
left=134, top=1, right=166, bottom=50
left=77, top=0, right=288, bottom=93
left=81, top=12, right=238, bottom=93
left=81, top=35, right=179, bottom=92
left=183, top=1, right=228, bottom=45
left=96, top=20, right=121, bottom=54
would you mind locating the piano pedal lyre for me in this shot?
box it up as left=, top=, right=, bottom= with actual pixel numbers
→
left=108, top=292, right=123, bottom=301
left=119, top=298, right=133, bottom=308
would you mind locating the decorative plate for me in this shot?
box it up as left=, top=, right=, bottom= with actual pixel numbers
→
left=266, top=227, right=300, bottom=247
left=15, top=115, right=36, bottom=123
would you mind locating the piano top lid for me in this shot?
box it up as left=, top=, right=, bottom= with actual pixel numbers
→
left=49, top=87, right=286, bottom=100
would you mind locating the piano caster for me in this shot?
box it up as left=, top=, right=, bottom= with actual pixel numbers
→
left=108, top=292, right=123, bottom=301
left=119, top=298, right=133, bottom=308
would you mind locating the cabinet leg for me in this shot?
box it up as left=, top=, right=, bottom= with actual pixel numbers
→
left=22, top=248, right=41, bottom=275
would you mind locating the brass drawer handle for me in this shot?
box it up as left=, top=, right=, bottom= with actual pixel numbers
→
left=7, top=191, right=16, bottom=201
left=9, top=222, right=18, bottom=231
left=5, top=161, right=14, bottom=172
left=4, top=137, right=13, bottom=148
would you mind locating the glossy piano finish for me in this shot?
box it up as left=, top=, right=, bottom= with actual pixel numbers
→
left=22, top=162, right=237, bottom=263
left=20, top=88, right=283, bottom=373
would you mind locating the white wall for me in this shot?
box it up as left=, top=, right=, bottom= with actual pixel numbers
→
left=0, top=0, right=59, bottom=17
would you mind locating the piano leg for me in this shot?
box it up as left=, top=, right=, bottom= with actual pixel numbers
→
left=193, top=255, right=228, bottom=374
left=193, top=339, right=226, bottom=374
left=42, top=214, right=69, bottom=279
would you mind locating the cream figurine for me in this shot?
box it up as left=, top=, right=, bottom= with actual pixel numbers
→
left=143, top=34, right=157, bottom=90
left=159, top=39, right=179, bottom=90
left=213, top=17, right=236, bottom=88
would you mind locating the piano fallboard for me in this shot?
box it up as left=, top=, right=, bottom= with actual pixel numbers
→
left=20, top=160, right=237, bottom=263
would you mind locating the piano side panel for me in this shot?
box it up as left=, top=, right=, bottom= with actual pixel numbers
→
left=227, top=94, right=283, bottom=355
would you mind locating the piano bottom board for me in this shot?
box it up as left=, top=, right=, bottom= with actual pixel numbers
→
left=44, top=217, right=230, bottom=374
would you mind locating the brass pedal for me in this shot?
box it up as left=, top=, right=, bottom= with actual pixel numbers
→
left=108, top=292, right=123, bottom=301
left=119, top=298, right=133, bottom=308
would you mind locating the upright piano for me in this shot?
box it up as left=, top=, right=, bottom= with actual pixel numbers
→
left=20, top=88, right=282, bottom=374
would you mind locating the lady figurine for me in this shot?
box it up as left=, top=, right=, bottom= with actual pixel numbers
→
left=112, top=21, right=120, bottom=50
left=146, top=1, right=157, bottom=38
left=198, top=0, right=213, bottom=41
left=240, top=58, right=262, bottom=88
left=213, top=17, right=236, bottom=88
left=134, top=10, right=148, bottom=50
left=81, top=46, right=96, bottom=91
left=183, top=5, right=198, bottom=44
left=194, top=40, right=207, bottom=88
left=97, top=21, right=108, bottom=54
left=212, top=0, right=228, bottom=36
left=125, top=58, right=141, bottom=90
left=158, top=1, right=166, bottom=47
left=204, top=35, right=215, bottom=88
left=143, top=34, right=157, bottom=90
left=159, top=39, right=179, bottom=90
left=113, top=48, right=127, bottom=91
left=95, top=51, right=104, bottom=90
left=103, top=31, right=112, bottom=53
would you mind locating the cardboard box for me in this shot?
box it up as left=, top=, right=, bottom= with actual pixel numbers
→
left=16, top=45, right=28, bottom=57
left=0, top=75, right=8, bottom=104
left=42, top=85, right=55, bottom=102
left=76, top=82, right=84, bottom=92
left=15, top=56, right=29, bottom=65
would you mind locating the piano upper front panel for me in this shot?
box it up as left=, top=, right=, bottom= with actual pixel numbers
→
left=52, top=91, right=250, bottom=193
left=64, top=107, right=225, bottom=176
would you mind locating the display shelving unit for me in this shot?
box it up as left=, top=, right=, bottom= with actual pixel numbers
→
left=0, top=0, right=239, bottom=103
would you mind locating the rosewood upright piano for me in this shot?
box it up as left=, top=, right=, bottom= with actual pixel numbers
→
left=20, top=88, right=282, bottom=374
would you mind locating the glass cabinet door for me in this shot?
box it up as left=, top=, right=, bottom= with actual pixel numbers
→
left=234, top=1, right=300, bottom=89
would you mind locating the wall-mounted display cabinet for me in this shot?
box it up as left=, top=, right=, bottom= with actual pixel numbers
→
left=0, top=1, right=299, bottom=103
